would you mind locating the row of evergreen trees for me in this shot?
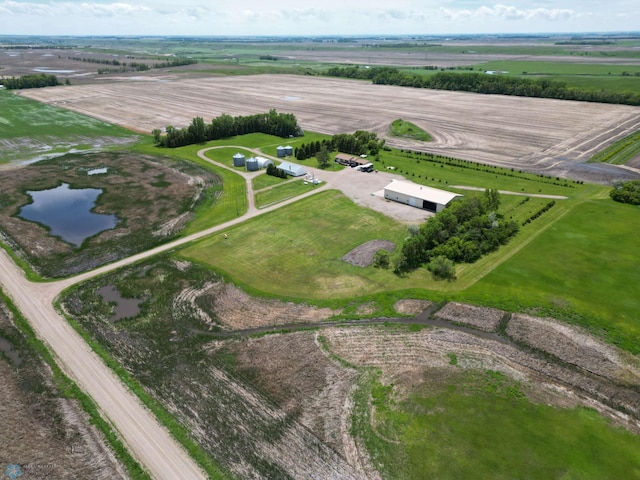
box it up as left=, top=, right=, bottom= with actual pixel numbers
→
left=153, top=109, right=303, bottom=148
left=1, top=73, right=61, bottom=89
left=325, top=66, right=640, bottom=106
left=295, top=130, right=385, bottom=160
left=395, top=190, right=519, bottom=273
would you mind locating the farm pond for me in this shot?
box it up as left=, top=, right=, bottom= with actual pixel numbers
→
left=18, top=183, right=117, bottom=247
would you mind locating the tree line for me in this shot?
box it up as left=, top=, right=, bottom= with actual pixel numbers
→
left=295, top=130, right=385, bottom=160
left=153, top=109, right=303, bottom=148
left=1, top=74, right=61, bottom=89
left=69, top=56, right=197, bottom=74
left=325, top=66, right=640, bottom=106
left=393, top=190, right=519, bottom=275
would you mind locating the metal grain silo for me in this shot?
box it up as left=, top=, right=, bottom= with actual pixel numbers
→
left=284, top=145, right=293, bottom=156
left=233, top=152, right=246, bottom=167
left=276, top=146, right=286, bottom=158
left=246, top=157, right=259, bottom=171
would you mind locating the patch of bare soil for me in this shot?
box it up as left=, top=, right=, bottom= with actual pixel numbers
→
left=0, top=301, right=127, bottom=479
left=434, top=302, right=504, bottom=332
left=201, top=281, right=341, bottom=330
left=507, top=314, right=640, bottom=387
left=394, top=299, right=432, bottom=315
left=0, top=151, right=217, bottom=277
left=342, top=239, right=395, bottom=267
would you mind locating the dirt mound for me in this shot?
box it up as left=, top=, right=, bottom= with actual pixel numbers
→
left=434, top=302, right=504, bottom=332
left=342, top=240, right=396, bottom=267
left=205, top=282, right=341, bottom=330
left=394, top=299, right=432, bottom=315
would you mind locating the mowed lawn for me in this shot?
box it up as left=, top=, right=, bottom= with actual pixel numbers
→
left=458, top=198, right=640, bottom=353
left=180, top=190, right=431, bottom=298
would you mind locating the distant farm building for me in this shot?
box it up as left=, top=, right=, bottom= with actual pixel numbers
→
left=335, top=153, right=369, bottom=168
left=278, top=161, right=307, bottom=177
left=384, top=180, right=462, bottom=213
left=255, top=156, right=274, bottom=169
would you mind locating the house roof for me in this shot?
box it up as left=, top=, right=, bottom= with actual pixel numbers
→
left=384, top=180, right=462, bottom=205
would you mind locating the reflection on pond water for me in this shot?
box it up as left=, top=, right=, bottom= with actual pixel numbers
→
left=97, top=285, right=144, bottom=321
left=18, top=183, right=117, bottom=247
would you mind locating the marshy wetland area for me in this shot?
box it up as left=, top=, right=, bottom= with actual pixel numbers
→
left=1, top=33, right=640, bottom=479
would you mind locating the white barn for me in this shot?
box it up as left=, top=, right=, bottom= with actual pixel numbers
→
left=278, top=161, right=307, bottom=177
left=384, top=180, right=462, bottom=212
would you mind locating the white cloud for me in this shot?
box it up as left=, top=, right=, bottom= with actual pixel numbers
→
left=440, top=4, right=578, bottom=22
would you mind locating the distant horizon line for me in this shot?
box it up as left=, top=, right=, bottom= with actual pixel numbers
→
left=1, top=31, right=640, bottom=39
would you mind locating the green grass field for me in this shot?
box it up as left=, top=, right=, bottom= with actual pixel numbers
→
left=0, top=91, right=137, bottom=163
left=389, top=119, right=433, bottom=142
left=254, top=178, right=319, bottom=208
left=457, top=197, right=640, bottom=353
left=353, top=368, right=640, bottom=480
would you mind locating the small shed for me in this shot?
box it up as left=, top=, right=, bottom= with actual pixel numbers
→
left=278, top=162, right=307, bottom=177
left=383, top=180, right=462, bottom=213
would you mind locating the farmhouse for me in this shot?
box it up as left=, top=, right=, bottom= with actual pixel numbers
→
left=278, top=161, right=307, bottom=177
left=384, top=180, right=462, bottom=213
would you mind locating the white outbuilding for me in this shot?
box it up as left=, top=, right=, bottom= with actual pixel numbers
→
left=383, top=180, right=462, bottom=212
left=278, top=161, right=307, bottom=177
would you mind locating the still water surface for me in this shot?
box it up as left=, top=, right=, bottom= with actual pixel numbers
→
left=18, top=183, right=117, bottom=247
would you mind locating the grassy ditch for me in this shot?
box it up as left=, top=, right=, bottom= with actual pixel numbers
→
left=352, top=368, right=640, bottom=480
left=0, top=289, right=150, bottom=479
left=389, top=119, right=432, bottom=142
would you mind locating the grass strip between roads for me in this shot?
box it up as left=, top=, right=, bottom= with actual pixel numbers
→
left=0, top=289, right=151, bottom=480
left=55, top=293, right=233, bottom=480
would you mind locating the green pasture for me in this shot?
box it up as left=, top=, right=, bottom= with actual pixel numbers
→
left=353, top=368, right=640, bottom=480
left=0, top=91, right=137, bottom=163
left=254, top=179, right=319, bottom=208
left=179, top=191, right=432, bottom=299
left=458, top=197, right=640, bottom=353
left=588, top=129, right=640, bottom=165
left=473, top=60, right=640, bottom=77
left=252, top=172, right=286, bottom=190
left=389, top=119, right=432, bottom=142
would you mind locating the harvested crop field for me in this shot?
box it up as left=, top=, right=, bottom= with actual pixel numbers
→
left=21, top=74, right=640, bottom=182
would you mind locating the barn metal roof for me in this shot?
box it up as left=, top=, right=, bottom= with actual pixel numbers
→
left=384, top=180, right=462, bottom=205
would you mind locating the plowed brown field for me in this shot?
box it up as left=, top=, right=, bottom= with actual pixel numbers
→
left=20, top=74, right=640, bottom=182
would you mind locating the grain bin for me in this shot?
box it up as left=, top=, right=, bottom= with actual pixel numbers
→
left=284, top=145, right=293, bottom=156
left=246, top=157, right=259, bottom=171
left=232, top=152, right=246, bottom=167
left=276, top=146, right=286, bottom=158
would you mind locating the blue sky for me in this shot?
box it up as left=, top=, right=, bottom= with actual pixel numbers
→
left=0, top=1, right=638, bottom=36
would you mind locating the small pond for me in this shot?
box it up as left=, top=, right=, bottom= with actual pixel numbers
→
left=97, top=285, right=144, bottom=321
left=18, top=183, right=117, bottom=247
